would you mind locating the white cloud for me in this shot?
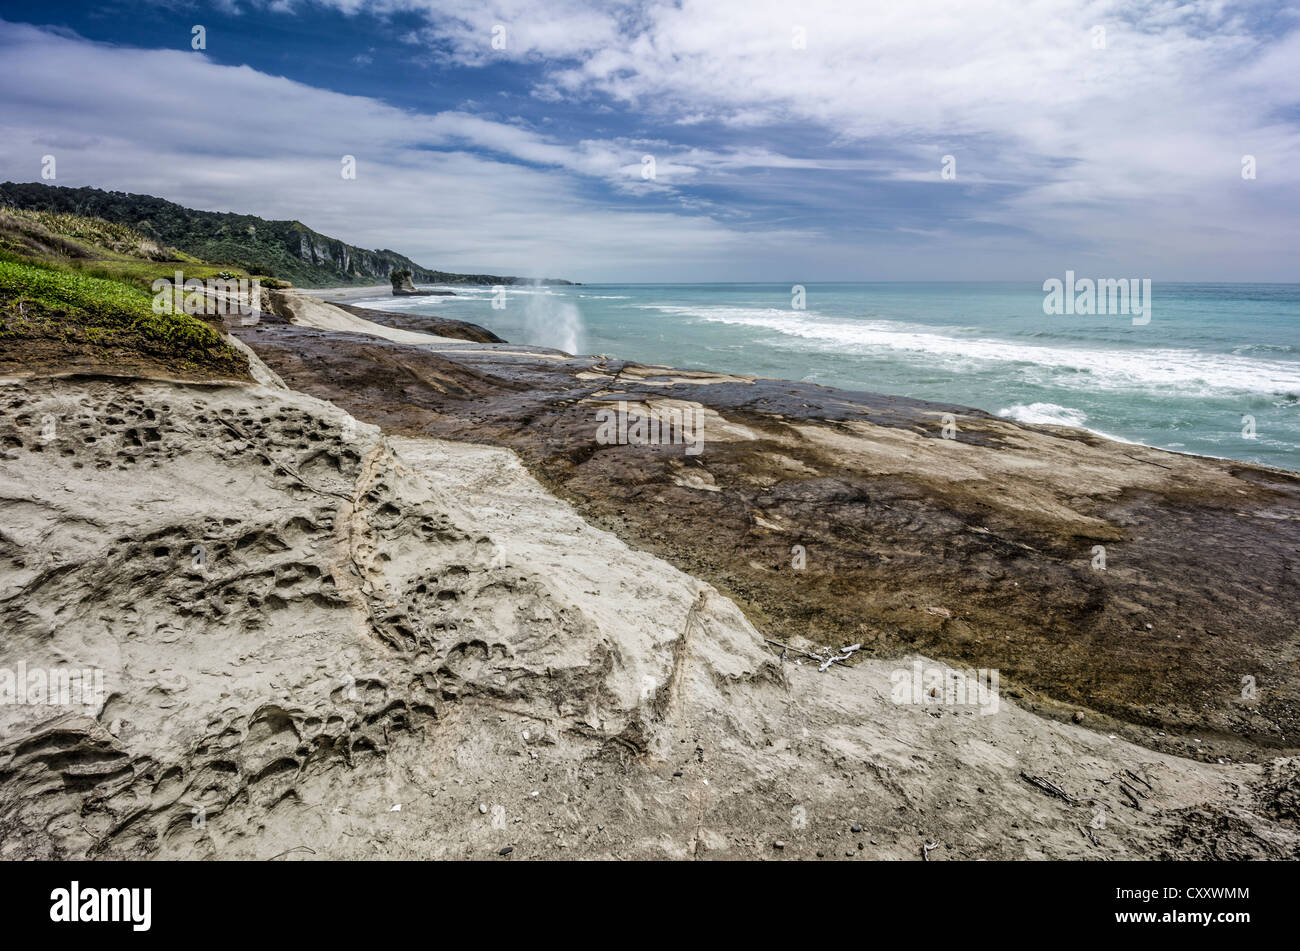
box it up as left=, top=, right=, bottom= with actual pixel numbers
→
left=2, top=0, right=1299, bottom=280
left=0, top=20, right=819, bottom=280
left=297, top=0, right=1300, bottom=277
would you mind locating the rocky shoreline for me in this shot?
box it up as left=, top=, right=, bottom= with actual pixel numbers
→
left=2, top=286, right=1298, bottom=860
left=236, top=297, right=1300, bottom=763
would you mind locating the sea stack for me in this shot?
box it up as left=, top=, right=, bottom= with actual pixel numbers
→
left=390, top=268, right=420, bottom=296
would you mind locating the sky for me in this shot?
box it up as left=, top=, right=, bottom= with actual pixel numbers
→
left=0, top=0, right=1297, bottom=282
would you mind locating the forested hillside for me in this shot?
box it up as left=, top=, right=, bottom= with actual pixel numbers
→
left=0, top=182, right=574, bottom=287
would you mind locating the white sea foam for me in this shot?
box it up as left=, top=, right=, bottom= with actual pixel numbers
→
left=643, top=305, right=1300, bottom=397
left=410, top=285, right=565, bottom=297
left=998, top=404, right=1152, bottom=446
left=351, top=295, right=431, bottom=309
left=997, top=403, right=1089, bottom=427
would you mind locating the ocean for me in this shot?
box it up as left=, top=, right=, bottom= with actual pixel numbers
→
left=351, top=282, right=1300, bottom=472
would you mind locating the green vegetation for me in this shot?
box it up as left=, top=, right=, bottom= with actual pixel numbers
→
left=0, top=206, right=179, bottom=260
left=0, top=206, right=272, bottom=294
left=72, top=258, right=252, bottom=293
left=0, top=182, right=576, bottom=287
left=0, top=209, right=249, bottom=378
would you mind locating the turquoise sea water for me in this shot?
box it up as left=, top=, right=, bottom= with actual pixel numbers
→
left=352, top=282, right=1300, bottom=472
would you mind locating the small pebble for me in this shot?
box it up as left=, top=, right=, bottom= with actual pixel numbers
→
left=851, top=824, right=862, bottom=833
left=498, top=846, right=513, bottom=856
left=773, top=840, right=785, bottom=850
left=478, top=803, right=488, bottom=814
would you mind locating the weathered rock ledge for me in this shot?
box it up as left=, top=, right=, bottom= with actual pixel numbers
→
left=234, top=309, right=1300, bottom=764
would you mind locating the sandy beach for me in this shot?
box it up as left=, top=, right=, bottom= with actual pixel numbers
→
left=306, top=283, right=397, bottom=303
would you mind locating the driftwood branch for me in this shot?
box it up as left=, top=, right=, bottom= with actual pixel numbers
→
left=1124, top=769, right=1153, bottom=792
left=764, top=638, right=861, bottom=671
left=1118, top=783, right=1144, bottom=810
left=1019, top=771, right=1103, bottom=807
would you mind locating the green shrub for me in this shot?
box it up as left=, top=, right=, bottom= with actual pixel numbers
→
left=0, top=255, right=246, bottom=375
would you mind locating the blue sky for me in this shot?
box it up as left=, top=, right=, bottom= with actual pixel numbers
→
left=0, top=0, right=1297, bottom=281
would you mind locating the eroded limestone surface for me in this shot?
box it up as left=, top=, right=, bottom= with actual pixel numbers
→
left=2, top=378, right=1297, bottom=860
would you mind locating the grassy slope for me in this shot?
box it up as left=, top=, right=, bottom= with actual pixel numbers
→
left=0, top=208, right=250, bottom=379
